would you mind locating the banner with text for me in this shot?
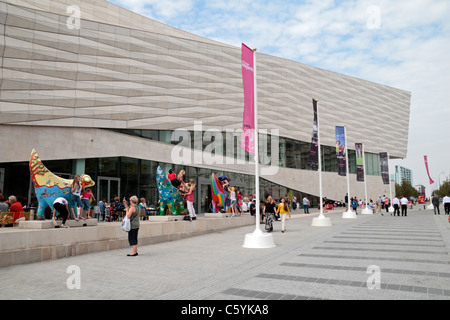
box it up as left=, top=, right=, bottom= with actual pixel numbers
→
left=355, top=143, right=364, bottom=182
left=307, top=99, right=319, bottom=169
left=379, top=152, right=389, bottom=185
left=240, top=44, right=255, bottom=155
left=335, top=126, right=346, bottom=176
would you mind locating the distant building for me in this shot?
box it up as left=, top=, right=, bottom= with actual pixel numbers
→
left=395, top=165, right=414, bottom=186
left=415, top=185, right=426, bottom=195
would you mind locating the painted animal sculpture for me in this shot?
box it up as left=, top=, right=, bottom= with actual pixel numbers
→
left=156, top=166, right=184, bottom=215
left=211, top=173, right=225, bottom=213
left=29, top=149, right=95, bottom=217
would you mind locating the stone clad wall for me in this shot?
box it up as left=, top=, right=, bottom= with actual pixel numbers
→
left=0, top=216, right=255, bottom=267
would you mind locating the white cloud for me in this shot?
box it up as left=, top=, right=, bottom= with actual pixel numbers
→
left=107, top=0, right=450, bottom=190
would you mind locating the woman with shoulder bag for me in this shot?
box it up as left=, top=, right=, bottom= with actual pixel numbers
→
left=123, top=196, right=140, bottom=256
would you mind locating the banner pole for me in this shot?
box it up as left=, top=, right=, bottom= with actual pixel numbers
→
left=343, top=125, right=356, bottom=218
left=243, top=48, right=275, bottom=248
left=361, top=142, right=372, bottom=214
left=387, top=152, right=394, bottom=213
left=312, top=99, right=332, bottom=226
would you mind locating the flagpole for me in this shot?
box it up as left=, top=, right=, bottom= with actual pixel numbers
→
left=253, top=48, right=261, bottom=233
left=342, top=124, right=356, bottom=218
left=387, top=152, right=394, bottom=213
left=243, top=48, right=275, bottom=248
left=312, top=99, right=332, bottom=227
left=361, top=142, right=372, bottom=214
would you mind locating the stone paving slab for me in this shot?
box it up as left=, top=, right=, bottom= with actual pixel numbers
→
left=1, top=207, right=450, bottom=302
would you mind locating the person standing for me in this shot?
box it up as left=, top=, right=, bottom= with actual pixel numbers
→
left=384, top=197, right=390, bottom=214
left=432, top=194, right=440, bottom=215
left=400, top=196, right=408, bottom=216
left=124, top=196, right=140, bottom=256
left=70, top=175, right=84, bottom=220
left=52, top=197, right=70, bottom=228
left=376, top=196, right=382, bottom=215
left=303, top=196, right=310, bottom=214
left=352, top=197, right=358, bottom=215
left=185, top=179, right=197, bottom=221
left=443, top=194, right=450, bottom=215
left=392, top=196, right=400, bottom=216
left=276, top=197, right=291, bottom=233
left=265, top=196, right=276, bottom=232
left=229, top=187, right=237, bottom=217
left=80, top=188, right=95, bottom=219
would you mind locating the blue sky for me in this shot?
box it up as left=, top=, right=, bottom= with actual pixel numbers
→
left=108, top=0, right=450, bottom=193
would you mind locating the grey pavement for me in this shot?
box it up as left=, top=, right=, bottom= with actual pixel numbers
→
left=2, top=206, right=450, bottom=301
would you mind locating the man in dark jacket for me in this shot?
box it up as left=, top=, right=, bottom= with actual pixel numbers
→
left=432, top=194, right=440, bottom=215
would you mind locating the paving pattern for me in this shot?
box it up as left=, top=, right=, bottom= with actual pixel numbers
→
left=1, top=208, right=449, bottom=301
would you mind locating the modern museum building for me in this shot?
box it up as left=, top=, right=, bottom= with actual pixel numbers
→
left=0, top=0, right=411, bottom=214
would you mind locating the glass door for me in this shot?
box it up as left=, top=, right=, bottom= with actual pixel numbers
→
left=97, top=176, right=120, bottom=203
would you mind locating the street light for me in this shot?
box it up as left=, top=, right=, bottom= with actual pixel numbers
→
left=439, top=171, right=445, bottom=189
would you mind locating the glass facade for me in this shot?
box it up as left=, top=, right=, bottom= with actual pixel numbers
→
left=108, top=129, right=383, bottom=175
left=1, top=156, right=318, bottom=213
left=0, top=129, right=382, bottom=212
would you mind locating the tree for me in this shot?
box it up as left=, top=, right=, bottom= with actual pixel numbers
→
left=395, top=180, right=418, bottom=198
left=433, top=180, right=450, bottom=198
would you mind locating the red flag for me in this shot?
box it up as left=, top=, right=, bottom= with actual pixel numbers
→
left=240, top=44, right=255, bottom=154
left=424, top=155, right=434, bottom=184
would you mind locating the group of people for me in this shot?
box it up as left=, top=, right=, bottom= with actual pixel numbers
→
left=51, top=175, right=96, bottom=228
left=256, top=196, right=293, bottom=233
left=390, top=196, right=411, bottom=216
left=168, top=168, right=197, bottom=220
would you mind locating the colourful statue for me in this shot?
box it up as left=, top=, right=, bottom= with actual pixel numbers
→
left=156, top=166, right=184, bottom=215
left=29, top=149, right=95, bottom=218
left=211, top=173, right=231, bottom=213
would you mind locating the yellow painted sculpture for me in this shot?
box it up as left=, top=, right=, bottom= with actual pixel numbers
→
left=29, top=149, right=95, bottom=218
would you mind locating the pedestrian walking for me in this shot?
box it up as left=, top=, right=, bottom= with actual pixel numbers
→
left=265, top=196, right=276, bottom=232
left=303, top=196, right=310, bottom=214
left=432, top=194, right=440, bottom=215
left=352, top=197, right=358, bottom=215
left=400, top=196, right=408, bottom=216
left=123, top=196, right=140, bottom=256
left=443, top=194, right=450, bottom=215
left=384, top=197, right=390, bottom=213
left=377, top=196, right=382, bottom=214
left=276, top=197, right=291, bottom=233
left=392, top=196, right=400, bottom=216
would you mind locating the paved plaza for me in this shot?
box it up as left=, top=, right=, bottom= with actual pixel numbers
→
left=2, top=207, right=450, bottom=301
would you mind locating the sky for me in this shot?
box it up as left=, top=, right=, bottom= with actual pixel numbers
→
left=108, top=0, right=450, bottom=196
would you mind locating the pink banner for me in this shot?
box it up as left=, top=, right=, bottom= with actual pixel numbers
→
left=240, top=44, right=255, bottom=155
left=424, top=155, right=435, bottom=184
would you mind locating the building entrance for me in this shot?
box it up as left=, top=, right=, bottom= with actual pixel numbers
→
left=97, top=176, right=120, bottom=203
